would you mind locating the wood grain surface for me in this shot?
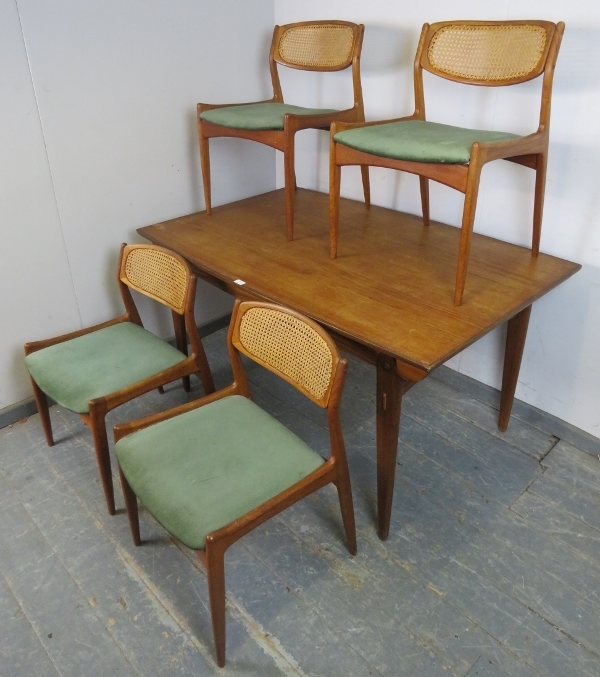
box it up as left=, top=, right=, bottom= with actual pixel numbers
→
left=139, top=188, right=580, bottom=373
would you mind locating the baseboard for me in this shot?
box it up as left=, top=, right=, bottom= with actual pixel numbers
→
left=0, top=313, right=232, bottom=431
left=0, top=397, right=42, bottom=431
left=431, top=364, right=600, bottom=457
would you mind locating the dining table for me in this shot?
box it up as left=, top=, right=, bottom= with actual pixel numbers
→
left=138, top=187, right=581, bottom=539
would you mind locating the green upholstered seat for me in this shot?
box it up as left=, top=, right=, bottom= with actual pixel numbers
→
left=200, top=102, right=338, bottom=131
left=24, top=322, right=186, bottom=414
left=115, top=395, right=325, bottom=550
left=334, top=120, right=520, bottom=164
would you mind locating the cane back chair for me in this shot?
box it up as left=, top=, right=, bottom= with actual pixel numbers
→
left=330, top=20, right=565, bottom=305
left=24, top=243, right=215, bottom=515
left=198, top=20, right=370, bottom=240
left=114, top=299, right=356, bottom=666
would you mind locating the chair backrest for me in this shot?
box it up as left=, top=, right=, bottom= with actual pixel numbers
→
left=269, top=21, right=364, bottom=107
left=420, top=21, right=557, bottom=86
left=118, top=244, right=192, bottom=315
left=229, top=301, right=344, bottom=408
left=414, top=20, right=564, bottom=128
left=273, top=21, right=361, bottom=71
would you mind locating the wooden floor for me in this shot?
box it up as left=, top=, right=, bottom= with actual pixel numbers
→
left=2, top=326, right=600, bottom=677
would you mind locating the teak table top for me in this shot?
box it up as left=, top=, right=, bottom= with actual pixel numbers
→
left=139, top=188, right=579, bottom=376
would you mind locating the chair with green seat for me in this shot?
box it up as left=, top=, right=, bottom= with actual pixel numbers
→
left=329, top=20, right=565, bottom=305
left=198, top=19, right=370, bottom=240
left=24, top=243, right=215, bottom=515
left=114, top=299, right=356, bottom=667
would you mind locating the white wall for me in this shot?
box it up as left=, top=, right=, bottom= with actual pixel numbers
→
left=274, top=0, right=600, bottom=439
left=2, top=0, right=599, bottom=441
left=0, top=0, right=275, bottom=410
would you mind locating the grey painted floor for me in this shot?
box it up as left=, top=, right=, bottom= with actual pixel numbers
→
left=1, top=327, right=600, bottom=677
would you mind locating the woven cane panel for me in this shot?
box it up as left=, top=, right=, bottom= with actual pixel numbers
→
left=239, top=308, right=333, bottom=401
left=279, top=25, right=354, bottom=68
left=428, top=24, right=547, bottom=82
left=124, top=248, right=187, bottom=312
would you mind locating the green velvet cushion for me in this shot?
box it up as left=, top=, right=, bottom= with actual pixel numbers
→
left=25, top=322, right=186, bottom=414
left=334, top=120, right=520, bottom=164
left=200, top=102, right=338, bottom=131
left=115, top=395, right=325, bottom=550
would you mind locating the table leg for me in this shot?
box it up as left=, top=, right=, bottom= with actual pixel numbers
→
left=498, top=305, right=532, bottom=432
left=376, top=353, right=411, bottom=541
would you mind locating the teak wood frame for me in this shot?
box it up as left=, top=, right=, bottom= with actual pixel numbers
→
left=198, top=20, right=369, bottom=240
left=24, top=244, right=215, bottom=516
left=329, top=20, right=565, bottom=306
left=114, top=300, right=356, bottom=667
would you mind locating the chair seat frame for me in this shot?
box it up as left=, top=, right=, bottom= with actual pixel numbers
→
left=115, top=300, right=356, bottom=666
left=198, top=20, right=370, bottom=240
left=24, top=244, right=215, bottom=515
left=329, top=20, right=565, bottom=306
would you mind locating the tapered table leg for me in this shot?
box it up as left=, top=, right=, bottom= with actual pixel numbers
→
left=376, top=354, right=413, bottom=541
left=498, top=305, right=532, bottom=432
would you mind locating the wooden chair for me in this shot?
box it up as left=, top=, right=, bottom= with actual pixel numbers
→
left=24, top=244, right=215, bottom=515
left=198, top=20, right=370, bottom=240
left=329, top=20, right=565, bottom=305
left=114, top=299, right=356, bottom=667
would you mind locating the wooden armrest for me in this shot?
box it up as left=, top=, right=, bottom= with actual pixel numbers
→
left=97, top=355, right=198, bottom=411
left=282, top=107, right=358, bottom=131
left=330, top=114, right=419, bottom=136
left=24, top=315, right=128, bottom=355
left=475, top=131, right=546, bottom=163
left=113, top=384, right=239, bottom=443
left=198, top=98, right=278, bottom=114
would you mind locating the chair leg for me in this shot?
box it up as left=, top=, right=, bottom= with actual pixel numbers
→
left=532, top=153, right=547, bottom=256
left=283, top=136, right=296, bottom=241
left=195, top=342, right=216, bottom=395
left=172, top=311, right=191, bottom=393
left=119, top=465, right=141, bottom=545
left=419, top=176, right=430, bottom=227
left=198, top=118, right=212, bottom=215
left=88, top=405, right=116, bottom=515
left=205, top=539, right=227, bottom=667
left=454, top=163, right=483, bottom=306
left=361, top=165, right=371, bottom=209
left=30, top=378, right=54, bottom=446
left=335, top=465, right=357, bottom=556
left=329, top=156, right=342, bottom=259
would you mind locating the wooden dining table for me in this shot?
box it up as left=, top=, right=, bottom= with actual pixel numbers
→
left=138, top=188, right=580, bottom=540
